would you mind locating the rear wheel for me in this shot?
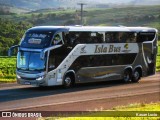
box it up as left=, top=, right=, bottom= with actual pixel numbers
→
left=123, top=70, right=131, bottom=83
left=132, top=69, right=141, bottom=83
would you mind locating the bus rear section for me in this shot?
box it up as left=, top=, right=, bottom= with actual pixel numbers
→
left=138, top=31, right=158, bottom=76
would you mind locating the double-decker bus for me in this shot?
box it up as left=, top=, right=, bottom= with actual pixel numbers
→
left=8, top=26, right=158, bottom=87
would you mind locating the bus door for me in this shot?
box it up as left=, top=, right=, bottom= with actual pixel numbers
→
left=47, top=49, right=63, bottom=83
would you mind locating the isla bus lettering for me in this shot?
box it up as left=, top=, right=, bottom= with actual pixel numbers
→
left=94, top=45, right=121, bottom=53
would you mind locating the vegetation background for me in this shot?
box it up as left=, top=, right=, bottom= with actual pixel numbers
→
left=0, top=2, right=159, bottom=82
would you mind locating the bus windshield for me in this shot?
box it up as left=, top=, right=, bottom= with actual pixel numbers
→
left=20, top=32, right=54, bottom=48
left=17, top=51, right=46, bottom=71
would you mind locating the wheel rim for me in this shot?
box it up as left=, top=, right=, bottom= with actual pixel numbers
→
left=64, top=77, right=71, bottom=87
left=134, top=71, right=140, bottom=80
left=124, top=71, right=130, bottom=82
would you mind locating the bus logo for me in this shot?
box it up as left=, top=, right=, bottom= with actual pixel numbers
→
left=122, top=43, right=131, bottom=53
left=80, top=46, right=86, bottom=53
left=124, top=43, right=129, bottom=49
left=95, top=45, right=121, bottom=53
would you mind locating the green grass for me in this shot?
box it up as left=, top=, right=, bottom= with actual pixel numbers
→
left=44, top=102, right=160, bottom=120
left=156, top=56, right=160, bottom=71
left=0, top=57, right=16, bottom=82
left=156, top=41, right=160, bottom=71
left=0, top=78, right=16, bottom=83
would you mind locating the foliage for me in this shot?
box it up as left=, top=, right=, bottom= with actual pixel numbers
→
left=0, top=78, right=16, bottom=83
left=0, top=57, right=16, bottom=80
left=156, top=54, right=160, bottom=71
left=0, top=18, right=32, bottom=55
left=156, top=41, right=160, bottom=71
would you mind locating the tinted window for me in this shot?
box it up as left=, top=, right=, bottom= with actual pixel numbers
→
left=49, top=46, right=70, bottom=69
left=20, top=32, right=54, bottom=48
left=65, top=32, right=104, bottom=46
left=105, top=32, right=137, bottom=43
left=51, top=32, right=63, bottom=45
left=71, top=54, right=137, bottom=70
left=137, top=32, right=155, bottom=42
left=17, top=51, right=46, bottom=71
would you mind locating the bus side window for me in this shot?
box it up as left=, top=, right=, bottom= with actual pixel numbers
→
left=91, top=32, right=103, bottom=43
left=105, top=33, right=110, bottom=43
left=137, top=32, right=155, bottom=42
left=48, top=50, right=55, bottom=72
left=97, top=33, right=103, bottom=43
left=52, top=32, right=63, bottom=45
left=65, top=32, right=83, bottom=46
left=65, top=33, right=72, bottom=46
left=117, top=32, right=123, bottom=43
left=76, top=32, right=88, bottom=44
left=126, top=32, right=137, bottom=43
left=130, top=33, right=137, bottom=43
left=116, top=32, right=129, bottom=43
left=105, top=33, right=115, bottom=43
left=64, top=33, right=70, bottom=45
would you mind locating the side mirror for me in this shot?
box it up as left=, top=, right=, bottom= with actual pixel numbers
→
left=8, top=49, right=12, bottom=57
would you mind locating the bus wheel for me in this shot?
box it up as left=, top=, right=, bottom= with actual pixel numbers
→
left=63, top=75, right=73, bottom=88
left=132, top=69, right=141, bottom=83
left=123, top=70, right=131, bottom=82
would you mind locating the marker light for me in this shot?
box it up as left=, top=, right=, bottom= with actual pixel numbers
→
left=17, top=74, right=21, bottom=79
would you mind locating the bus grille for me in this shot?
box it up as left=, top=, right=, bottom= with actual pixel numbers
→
left=21, top=77, right=36, bottom=80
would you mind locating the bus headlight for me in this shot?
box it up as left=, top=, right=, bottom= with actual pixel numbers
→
left=36, top=76, right=45, bottom=81
left=17, top=74, right=21, bottom=79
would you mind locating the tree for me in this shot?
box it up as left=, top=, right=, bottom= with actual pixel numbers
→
left=0, top=19, right=32, bottom=56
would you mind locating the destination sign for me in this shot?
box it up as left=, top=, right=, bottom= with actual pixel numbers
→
left=28, top=38, right=42, bottom=44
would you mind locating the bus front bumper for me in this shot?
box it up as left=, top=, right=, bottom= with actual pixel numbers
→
left=17, top=77, right=46, bottom=87
left=16, top=71, right=47, bottom=86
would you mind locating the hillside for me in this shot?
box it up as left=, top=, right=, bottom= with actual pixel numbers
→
left=7, top=5, right=159, bottom=27
left=0, top=0, right=160, bottom=10
left=0, top=0, right=63, bottom=10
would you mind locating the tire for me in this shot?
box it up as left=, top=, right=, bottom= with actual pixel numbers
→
left=132, top=69, right=141, bottom=83
left=63, top=75, right=74, bottom=88
left=123, top=70, right=131, bottom=83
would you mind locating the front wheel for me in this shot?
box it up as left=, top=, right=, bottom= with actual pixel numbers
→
left=132, top=70, right=141, bottom=83
left=63, top=75, right=74, bottom=88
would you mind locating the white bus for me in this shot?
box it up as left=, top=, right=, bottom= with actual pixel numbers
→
left=8, top=26, right=158, bottom=87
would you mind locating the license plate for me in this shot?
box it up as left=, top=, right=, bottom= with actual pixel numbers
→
left=24, top=81, right=31, bottom=85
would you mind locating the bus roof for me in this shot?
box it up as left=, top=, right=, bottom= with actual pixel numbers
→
left=27, top=26, right=69, bottom=32
left=29, top=26, right=157, bottom=33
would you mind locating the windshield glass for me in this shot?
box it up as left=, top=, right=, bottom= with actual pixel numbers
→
left=20, top=32, right=54, bottom=48
left=17, top=51, right=46, bottom=71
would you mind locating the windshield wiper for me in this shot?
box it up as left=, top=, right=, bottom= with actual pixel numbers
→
left=29, top=68, right=44, bottom=71
left=18, top=67, right=28, bottom=70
